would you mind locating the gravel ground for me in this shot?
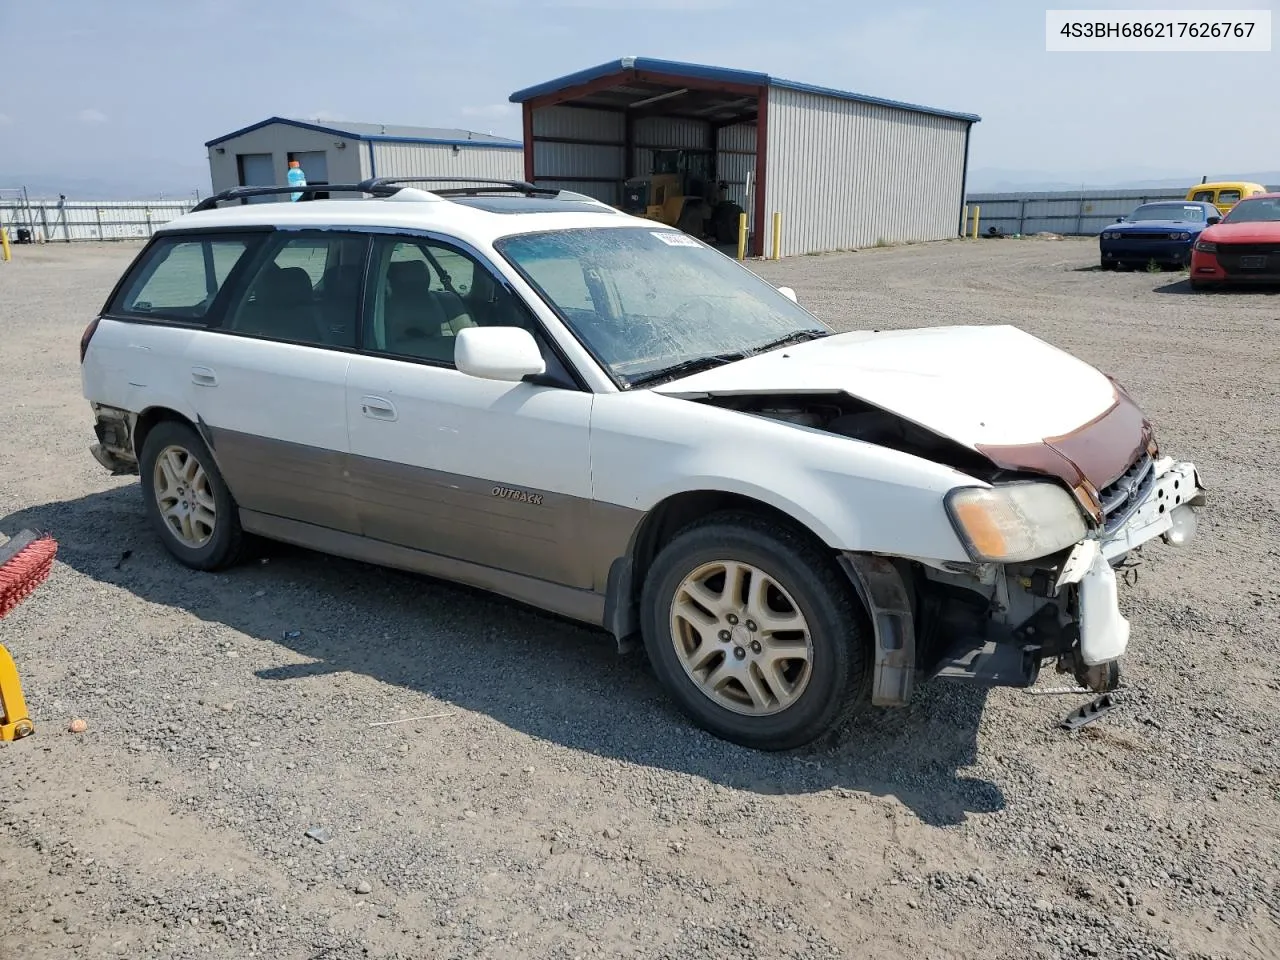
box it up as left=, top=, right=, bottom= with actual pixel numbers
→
left=1, top=236, right=1277, bottom=960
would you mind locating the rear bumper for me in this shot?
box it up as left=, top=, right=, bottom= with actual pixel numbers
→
left=87, top=405, right=139, bottom=475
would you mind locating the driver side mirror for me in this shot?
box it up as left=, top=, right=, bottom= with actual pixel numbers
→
left=1115, top=217, right=1125, bottom=222
left=1207, top=216, right=1221, bottom=225
left=777, top=286, right=798, bottom=303
left=454, top=326, right=546, bottom=383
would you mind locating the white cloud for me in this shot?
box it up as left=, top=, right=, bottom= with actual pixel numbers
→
left=461, top=104, right=517, bottom=119
left=78, top=108, right=108, bottom=124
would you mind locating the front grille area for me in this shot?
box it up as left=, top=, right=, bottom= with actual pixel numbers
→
left=1099, top=452, right=1155, bottom=533
left=1215, top=242, right=1280, bottom=275
left=1117, top=232, right=1179, bottom=241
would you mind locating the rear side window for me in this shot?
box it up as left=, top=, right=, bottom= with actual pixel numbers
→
left=1219, top=189, right=1242, bottom=204
left=111, top=235, right=258, bottom=321
left=222, top=232, right=368, bottom=348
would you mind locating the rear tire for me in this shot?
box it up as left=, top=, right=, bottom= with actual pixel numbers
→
left=639, top=511, right=871, bottom=751
left=139, top=420, right=246, bottom=571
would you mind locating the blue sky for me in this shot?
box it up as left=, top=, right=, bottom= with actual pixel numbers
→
left=2, top=0, right=1277, bottom=195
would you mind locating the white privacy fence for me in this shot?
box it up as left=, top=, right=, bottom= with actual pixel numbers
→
left=0, top=196, right=195, bottom=242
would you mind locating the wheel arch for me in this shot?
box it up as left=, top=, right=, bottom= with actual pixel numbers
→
left=132, top=406, right=223, bottom=478
left=603, top=487, right=852, bottom=648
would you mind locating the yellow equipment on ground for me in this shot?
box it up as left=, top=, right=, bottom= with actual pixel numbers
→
left=0, top=529, right=58, bottom=741
left=621, top=149, right=745, bottom=243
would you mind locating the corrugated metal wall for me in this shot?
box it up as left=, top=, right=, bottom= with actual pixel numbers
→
left=633, top=115, right=709, bottom=178
left=527, top=108, right=759, bottom=213
left=0, top=199, right=192, bottom=241
left=369, top=142, right=523, bottom=188
left=716, top=123, right=757, bottom=229
left=764, top=86, right=970, bottom=256
left=962, top=188, right=1279, bottom=236
left=531, top=107, right=624, bottom=205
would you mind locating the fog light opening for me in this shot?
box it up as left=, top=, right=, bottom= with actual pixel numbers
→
left=1162, top=505, right=1197, bottom=547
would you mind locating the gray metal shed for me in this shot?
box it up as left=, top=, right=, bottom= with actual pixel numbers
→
left=509, top=57, right=981, bottom=257
left=204, top=117, right=523, bottom=199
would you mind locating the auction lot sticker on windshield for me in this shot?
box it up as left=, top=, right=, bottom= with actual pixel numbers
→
left=652, top=231, right=702, bottom=247
left=1046, top=9, right=1272, bottom=51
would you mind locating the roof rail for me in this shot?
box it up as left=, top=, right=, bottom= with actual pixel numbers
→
left=190, top=183, right=391, bottom=212
left=357, top=176, right=561, bottom=198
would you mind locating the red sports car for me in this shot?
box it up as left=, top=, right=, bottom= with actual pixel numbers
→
left=1189, top=192, right=1280, bottom=290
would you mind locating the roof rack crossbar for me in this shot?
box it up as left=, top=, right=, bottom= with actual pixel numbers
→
left=191, top=183, right=392, bottom=212
left=356, top=176, right=561, bottom=198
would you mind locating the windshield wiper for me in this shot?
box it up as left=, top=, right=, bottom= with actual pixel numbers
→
left=625, top=352, right=747, bottom=389
left=747, top=329, right=829, bottom=355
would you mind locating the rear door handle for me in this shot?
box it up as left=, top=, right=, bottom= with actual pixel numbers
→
left=360, top=396, right=398, bottom=421
left=191, top=366, right=218, bottom=387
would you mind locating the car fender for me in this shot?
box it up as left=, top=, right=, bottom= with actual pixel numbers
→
left=590, top=391, right=977, bottom=564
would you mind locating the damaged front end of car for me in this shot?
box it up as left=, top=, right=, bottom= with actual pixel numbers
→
left=693, top=385, right=1207, bottom=706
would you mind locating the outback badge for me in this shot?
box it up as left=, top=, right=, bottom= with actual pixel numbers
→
left=492, top=485, right=544, bottom=506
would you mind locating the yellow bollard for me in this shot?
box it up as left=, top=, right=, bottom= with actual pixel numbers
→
left=771, top=211, right=782, bottom=260
left=1, top=227, right=10, bottom=262
left=961, top=205, right=969, bottom=237
left=971, top=205, right=980, bottom=240
left=736, top=212, right=747, bottom=261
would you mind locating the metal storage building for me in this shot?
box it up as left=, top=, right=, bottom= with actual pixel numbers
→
left=509, top=57, right=981, bottom=257
left=205, top=117, right=523, bottom=199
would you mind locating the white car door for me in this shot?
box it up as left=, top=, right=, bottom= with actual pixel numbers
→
left=184, top=229, right=367, bottom=533
left=344, top=234, right=596, bottom=588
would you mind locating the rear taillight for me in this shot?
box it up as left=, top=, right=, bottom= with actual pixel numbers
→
left=79, top=317, right=101, bottom=364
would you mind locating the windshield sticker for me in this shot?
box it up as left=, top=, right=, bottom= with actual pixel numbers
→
left=651, top=231, right=702, bottom=247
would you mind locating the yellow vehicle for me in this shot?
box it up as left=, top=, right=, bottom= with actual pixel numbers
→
left=1185, top=180, right=1267, bottom=215
left=621, top=149, right=743, bottom=243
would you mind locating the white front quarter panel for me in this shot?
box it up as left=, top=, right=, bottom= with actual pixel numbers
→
left=588, top=390, right=978, bottom=562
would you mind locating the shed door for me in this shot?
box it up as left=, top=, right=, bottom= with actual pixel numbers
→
left=289, top=151, right=330, bottom=199
left=237, top=153, right=275, bottom=203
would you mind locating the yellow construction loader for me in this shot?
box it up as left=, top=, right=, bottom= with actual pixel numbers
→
left=621, top=149, right=744, bottom=243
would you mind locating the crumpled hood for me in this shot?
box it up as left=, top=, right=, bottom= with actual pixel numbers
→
left=652, top=324, right=1120, bottom=449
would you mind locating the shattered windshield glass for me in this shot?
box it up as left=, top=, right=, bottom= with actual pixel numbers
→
left=494, top=227, right=830, bottom=385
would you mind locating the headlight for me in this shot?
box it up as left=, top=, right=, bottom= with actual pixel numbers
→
left=1194, top=239, right=1217, bottom=252
left=945, top=482, right=1088, bottom=563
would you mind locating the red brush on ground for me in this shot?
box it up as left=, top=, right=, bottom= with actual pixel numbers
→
left=0, top=529, right=58, bottom=620
left=1, top=529, right=57, bottom=740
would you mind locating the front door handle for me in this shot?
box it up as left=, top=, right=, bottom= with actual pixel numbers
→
left=360, top=396, right=398, bottom=421
left=191, top=366, right=218, bottom=387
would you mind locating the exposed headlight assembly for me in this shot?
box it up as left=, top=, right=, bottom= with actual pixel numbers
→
left=945, top=482, right=1088, bottom=563
left=1194, top=239, right=1217, bottom=252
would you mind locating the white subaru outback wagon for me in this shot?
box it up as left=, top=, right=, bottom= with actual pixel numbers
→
left=80, top=177, right=1206, bottom=751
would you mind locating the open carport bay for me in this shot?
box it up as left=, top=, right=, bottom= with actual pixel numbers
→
left=1, top=237, right=1278, bottom=960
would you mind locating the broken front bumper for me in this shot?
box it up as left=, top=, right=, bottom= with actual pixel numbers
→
left=1058, top=457, right=1205, bottom=667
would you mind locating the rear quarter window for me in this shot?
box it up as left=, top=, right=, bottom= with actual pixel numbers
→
left=109, top=233, right=262, bottom=322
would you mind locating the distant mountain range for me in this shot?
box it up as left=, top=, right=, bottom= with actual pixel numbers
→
left=968, top=167, right=1280, bottom=193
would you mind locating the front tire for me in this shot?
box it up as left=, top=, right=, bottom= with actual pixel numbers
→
left=139, top=420, right=246, bottom=571
left=639, top=512, right=871, bottom=751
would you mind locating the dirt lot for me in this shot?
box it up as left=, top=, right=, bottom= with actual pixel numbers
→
left=1, top=236, right=1277, bottom=960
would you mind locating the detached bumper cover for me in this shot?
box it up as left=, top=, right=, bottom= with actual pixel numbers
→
left=1056, top=458, right=1205, bottom=665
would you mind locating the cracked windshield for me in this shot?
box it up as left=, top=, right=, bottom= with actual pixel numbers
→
left=495, top=227, right=829, bottom=385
